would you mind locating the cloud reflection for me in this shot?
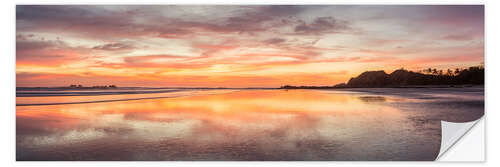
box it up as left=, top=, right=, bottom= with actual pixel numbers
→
left=17, top=90, right=447, bottom=160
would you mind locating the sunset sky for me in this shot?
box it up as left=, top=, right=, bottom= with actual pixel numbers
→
left=16, top=5, right=484, bottom=87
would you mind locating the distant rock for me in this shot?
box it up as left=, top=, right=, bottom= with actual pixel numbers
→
left=387, top=69, right=433, bottom=86
left=345, top=67, right=483, bottom=88
left=347, top=71, right=390, bottom=88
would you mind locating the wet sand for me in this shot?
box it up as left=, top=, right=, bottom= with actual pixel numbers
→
left=16, top=88, right=483, bottom=160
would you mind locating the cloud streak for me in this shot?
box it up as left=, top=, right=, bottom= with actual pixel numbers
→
left=294, top=17, right=350, bottom=35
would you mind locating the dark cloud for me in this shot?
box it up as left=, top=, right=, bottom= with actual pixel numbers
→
left=424, top=5, right=484, bottom=25
left=17, top=5, right=85, bottom=23
left=441, top=34, right=477, bottom=41
left=17, top=5, right=151, bottom=39
left=416, top=5, right=484, bottom=37
left=16, top=34, right=35, bottom=40
left=218, top=6, right=304, bottom=33
left=294, top=17, right=350, bottom=35
left=92, top=43, right=135, bottom=51
left=156, top=28, right=192, bottom=38
left=152, top=5, right=306, bottom=36
left=260, top=5, right=304, bottom=17
left=263, top=38, right=286, bottom=44
left=16, top=37, right=89, bottom=65
left=16, top=40, right=63, bottom=52
left=16, top=33, right=66, bottom=52
left=17, top=5, right=309, bottom=40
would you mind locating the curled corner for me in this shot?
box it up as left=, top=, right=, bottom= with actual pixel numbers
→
left=436, top=117, right=483, bottom=160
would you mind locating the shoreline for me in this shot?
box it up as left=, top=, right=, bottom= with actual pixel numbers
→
left=278, top=84, right=484, bottom=90
left=16, top=84, right=484, bottom=91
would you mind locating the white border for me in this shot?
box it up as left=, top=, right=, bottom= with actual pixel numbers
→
left=3, top=0, right=496, bottom=166
left=10, top=0, right=490, bottom=5
left=438, top=118, right=484, bottom=161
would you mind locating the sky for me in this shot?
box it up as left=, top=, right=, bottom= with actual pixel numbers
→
left=16, top=5, right=484, bottom=87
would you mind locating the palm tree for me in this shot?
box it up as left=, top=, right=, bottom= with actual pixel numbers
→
left=455, top=68, right=461, bottom=75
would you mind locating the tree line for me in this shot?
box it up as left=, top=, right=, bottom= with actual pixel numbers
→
left=280, top=65, right=484, bottom=89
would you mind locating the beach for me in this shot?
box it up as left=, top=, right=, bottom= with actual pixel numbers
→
left=16, top=88, right=484, bottom=160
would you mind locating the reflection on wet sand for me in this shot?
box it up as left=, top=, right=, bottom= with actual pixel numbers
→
left=358, top=96, right=386, bottom=102
left=16, top=89, right=483, bottom=160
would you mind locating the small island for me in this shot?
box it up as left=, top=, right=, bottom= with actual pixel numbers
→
left=68, top=84, right=118, bottom=89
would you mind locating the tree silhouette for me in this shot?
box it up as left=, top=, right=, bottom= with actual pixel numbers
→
left=447, top=69, right=453, bottom=76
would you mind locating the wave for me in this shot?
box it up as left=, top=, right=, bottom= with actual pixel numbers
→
left=16, top=89, right=185, bottom=97
left=17, top=95, right=188, bottom=106
left=16, top=89, right=238, bottom=106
